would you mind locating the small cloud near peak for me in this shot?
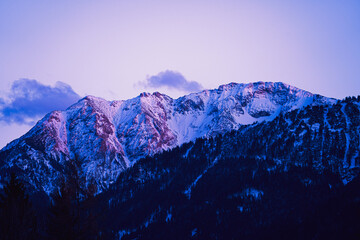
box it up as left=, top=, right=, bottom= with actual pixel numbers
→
left=140, top=70, right=203, bottom=93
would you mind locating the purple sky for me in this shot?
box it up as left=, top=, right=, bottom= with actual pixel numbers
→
left=1, top=0, right=360, bottom=148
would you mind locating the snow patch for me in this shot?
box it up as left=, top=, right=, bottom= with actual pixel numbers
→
left=243, top=188, right=264, bottom=199
left=191, top=228, right=197, bottom=237
left=166, top=212, right=172, bottom=222
left=341, top=104, right=351, bottom=168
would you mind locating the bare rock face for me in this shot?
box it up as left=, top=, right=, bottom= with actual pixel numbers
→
left=0, top=82, right=335, bottom=194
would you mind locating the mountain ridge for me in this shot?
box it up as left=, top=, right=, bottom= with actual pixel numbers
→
left=0, top=81, right=336, bottom=193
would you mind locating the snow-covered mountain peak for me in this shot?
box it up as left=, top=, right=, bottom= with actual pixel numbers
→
left=0, top=81, right=336, bottom=194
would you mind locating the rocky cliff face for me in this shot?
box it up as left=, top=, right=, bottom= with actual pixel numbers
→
left=0, top=82, right=335, bottom=193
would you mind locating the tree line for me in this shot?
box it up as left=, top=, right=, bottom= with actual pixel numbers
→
left=0, top=160, right=100, bottom=240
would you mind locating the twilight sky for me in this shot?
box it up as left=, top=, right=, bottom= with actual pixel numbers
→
left=0, top=0, right=360, bottom=148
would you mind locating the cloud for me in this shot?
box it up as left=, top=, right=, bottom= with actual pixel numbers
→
left=142, top=70, right=203, bottom=92
left=0, top=79, right=81, bottom=124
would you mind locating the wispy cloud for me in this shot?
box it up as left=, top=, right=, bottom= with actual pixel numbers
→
left=0, top=79, right=80, bottom=124
left=141, top=70, right=203, bottom=92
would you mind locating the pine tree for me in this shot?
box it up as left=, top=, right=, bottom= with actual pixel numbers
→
left=47, top=157, right=83, bottom=239
left=47, top=159, right=99, bottom=240
left=0, top=173, right=38, bottom=240
left=80, top=181, right=99, bottom=240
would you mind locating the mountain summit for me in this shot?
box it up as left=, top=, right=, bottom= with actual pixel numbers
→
left=0, top=82, right=335, bottom=193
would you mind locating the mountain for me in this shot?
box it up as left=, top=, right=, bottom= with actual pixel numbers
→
left=0, top=82, right=335, bottom=194
left=94, top=96, right=360, bottom=239
left=1, top=81, right=360, bottom=239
